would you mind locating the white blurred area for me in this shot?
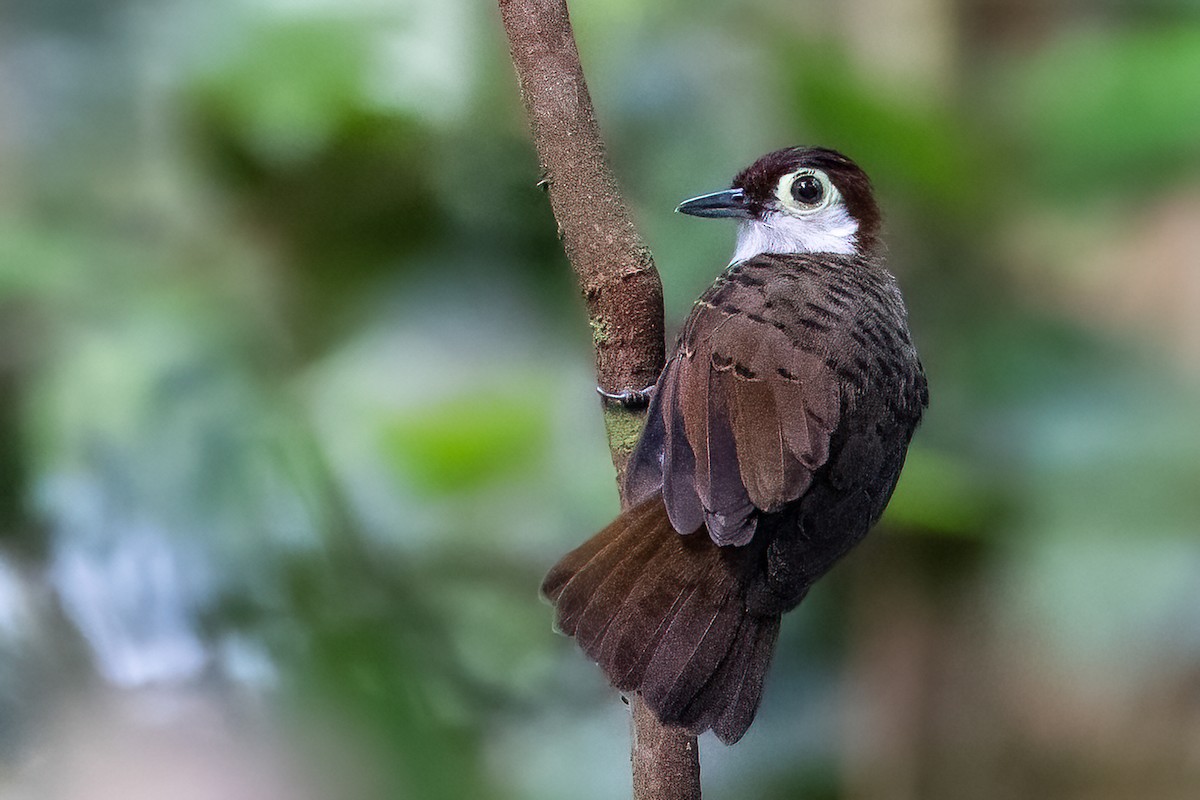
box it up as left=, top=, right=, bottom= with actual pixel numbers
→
left=0, top=552, right=307, bottom=799
left=5, top=689, right=335, bottom=800
left=9, top=681, right=400, bottom=800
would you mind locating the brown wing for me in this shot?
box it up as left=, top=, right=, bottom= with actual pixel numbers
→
left=625, top=256, right=845, bottom=547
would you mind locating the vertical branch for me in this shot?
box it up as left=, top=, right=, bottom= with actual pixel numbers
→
left=496, top=1, right=701, bottom=798
left=633, top=696, right=702, bottom=799
left=497, top=0, right=664, bottom=481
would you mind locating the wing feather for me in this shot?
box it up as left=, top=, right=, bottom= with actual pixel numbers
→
left=625, top=255, right=846, bottom=548
left=660, top=365, right=705, bottom=534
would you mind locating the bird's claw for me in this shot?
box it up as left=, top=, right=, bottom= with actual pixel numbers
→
left=597, top=384, right=655, bottom=409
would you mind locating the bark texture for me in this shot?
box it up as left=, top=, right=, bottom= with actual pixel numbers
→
left=497, top=0, right=665, bottom=479
left=496, top=0, right=698, bottom=797
left=633, top=696, right=702, bottom=800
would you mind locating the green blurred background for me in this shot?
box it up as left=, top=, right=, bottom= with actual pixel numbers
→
left=1, top=0, right=1200, bottom=797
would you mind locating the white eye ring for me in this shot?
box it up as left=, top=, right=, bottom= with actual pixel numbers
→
left=776, top=168, right=840, bottom=215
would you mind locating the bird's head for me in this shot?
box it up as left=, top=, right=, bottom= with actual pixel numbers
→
left=677, top=147, right=881, bottom=263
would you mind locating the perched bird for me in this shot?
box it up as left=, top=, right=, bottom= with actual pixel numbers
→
left=542, top=147, right=928, bottom=744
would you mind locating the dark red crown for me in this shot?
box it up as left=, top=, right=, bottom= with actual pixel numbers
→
left=732, top=147, right=881, bottom=242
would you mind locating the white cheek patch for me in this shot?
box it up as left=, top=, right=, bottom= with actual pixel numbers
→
left=730, top=206, right=858, bottom=264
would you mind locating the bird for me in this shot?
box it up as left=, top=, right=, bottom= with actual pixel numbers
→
left=542, top=146, right=928, bottom=744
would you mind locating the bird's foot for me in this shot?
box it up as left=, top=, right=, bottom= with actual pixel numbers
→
left=597, top=384, right=655, bottom=409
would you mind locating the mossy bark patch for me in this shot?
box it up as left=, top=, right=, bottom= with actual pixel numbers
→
left=603, top=405, right=645, bottom=456
left=590, top=317, right=610, bottom=345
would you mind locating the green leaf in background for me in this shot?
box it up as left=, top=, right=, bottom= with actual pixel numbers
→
left=191, top=19, right=374, bottom=166
left=882, top=445, right=998, bottom=537
left=1003, top=25, right=1200, bottom=200
left=780, top=43, right=983, bottom=216
left=382, top=387, right=551, bottom=496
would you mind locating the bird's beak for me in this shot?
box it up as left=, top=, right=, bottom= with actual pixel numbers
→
left=675, top=189, right=752, bottom=219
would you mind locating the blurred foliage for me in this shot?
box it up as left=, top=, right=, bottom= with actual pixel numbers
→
left=783, top=42, right=987, bottom=218
left=383, top=385, right=552, bottom=496
left=1003, top=26, right=1200, bottom=201
left=1, top=0, right=1199, bottom=798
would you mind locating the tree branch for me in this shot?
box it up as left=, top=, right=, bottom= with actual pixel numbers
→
left=497, top=0, right=664, bottom=478
left=632, top=695, right=702, bottom=799
left=496, top=1, right=700, bottom=797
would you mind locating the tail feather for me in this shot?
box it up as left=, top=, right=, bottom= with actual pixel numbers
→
left=543, top=497, right=659, bottom=604
left=598, top=569, right=692, bottom=691
left=675, top=611, right=754, bottom=732
left=713, top=616, right=779, bottom=744
left=542, top=496, right=779, bottom=743
left=674, top=608, right=780, bottom=743
left=573, top=530, right=669, bottom=653
left=641, top=570, right=739, bottom=717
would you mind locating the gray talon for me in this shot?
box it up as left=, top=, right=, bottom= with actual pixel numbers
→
left=597, top=384, right=655, bottom=408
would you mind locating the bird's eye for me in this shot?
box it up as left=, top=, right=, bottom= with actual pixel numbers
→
left=791, top=174, right=824, bottom=206
left=776, top=169, right=838, bottom=214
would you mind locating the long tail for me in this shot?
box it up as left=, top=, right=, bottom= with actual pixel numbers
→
left=542, top=496, right=781, bottom=744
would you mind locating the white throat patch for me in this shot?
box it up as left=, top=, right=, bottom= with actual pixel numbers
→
left=730, top=207, right=858, bottom=264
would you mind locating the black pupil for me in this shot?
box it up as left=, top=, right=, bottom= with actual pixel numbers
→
left=791, top=174, right=824, bottom=205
